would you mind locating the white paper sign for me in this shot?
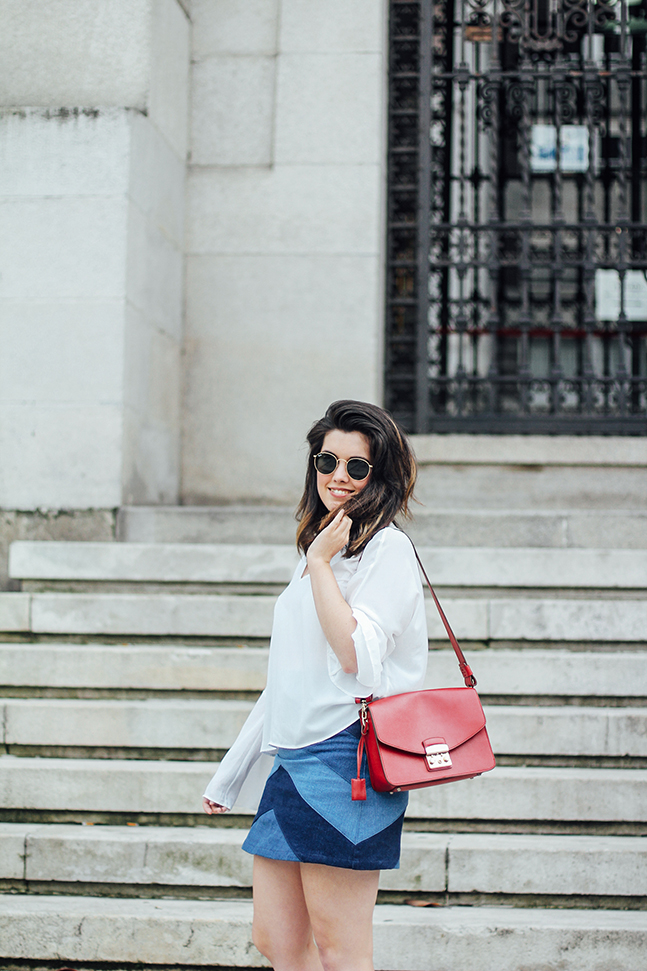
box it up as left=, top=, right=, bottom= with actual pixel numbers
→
left=595, top=269, right=647, bottom=321
left=560, top=126, right=589, bottom=172
left=531, top=125, right=556, bottom=172
left=531, top=125, right=589, bottom=173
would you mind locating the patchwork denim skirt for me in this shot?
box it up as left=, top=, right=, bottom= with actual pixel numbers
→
left=241, top=720, right=408, bottom=870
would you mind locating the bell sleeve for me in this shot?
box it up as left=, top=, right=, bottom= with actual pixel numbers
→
left=326, top=527, right=428, bottom=698
left=203, top=690, right=272, bottom=811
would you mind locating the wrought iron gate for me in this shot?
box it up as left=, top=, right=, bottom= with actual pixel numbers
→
left=385, top=0, right=647, bottom=433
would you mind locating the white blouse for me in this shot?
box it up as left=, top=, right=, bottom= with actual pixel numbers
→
left=203, top=524, right=428, bottom=810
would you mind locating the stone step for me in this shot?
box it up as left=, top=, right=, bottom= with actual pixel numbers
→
left=1, top=644, right=643, bottom=699
left=483, top=705, right=647, bottom=757
left=117, top=503, right=647, bottom=549
left=3, top=698, right=646, bottom=758
left=1, top=757, right=645, bottom=822
left=0, top=642, right=272, bottom=693
left=1, top=824, right=644, bottom=897
left=10, top=540, right=647, bottom=588
left=412, top=440, right=647, bottom=514
left=0, top=894, right=645, bottom=970
left=0, top=698, right=251, bottom=752
left=2, top=591, right=647, bottom=641
left=118, top=504, right=299, bottom=545
left=10, top=541, right=299, bottom=585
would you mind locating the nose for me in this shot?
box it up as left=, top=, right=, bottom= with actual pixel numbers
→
left=331, top=459, right=350, bottom=482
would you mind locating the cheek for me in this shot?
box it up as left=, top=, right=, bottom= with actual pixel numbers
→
left=316, top=474, right=328, bottom=503
left=355, top=474, right=370, bottom=494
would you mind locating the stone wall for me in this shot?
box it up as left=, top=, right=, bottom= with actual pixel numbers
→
left=182, top=0, right=389, bottom=503
left=0, top=509, right=116, bottom=591
left=0, top=0, right=189, bottom=509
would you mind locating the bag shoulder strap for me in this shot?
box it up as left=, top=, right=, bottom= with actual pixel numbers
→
left=403, top=531, right=477, bottom=688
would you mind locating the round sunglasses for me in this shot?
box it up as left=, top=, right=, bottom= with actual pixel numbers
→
left=314, top=451, right=373, bottom=481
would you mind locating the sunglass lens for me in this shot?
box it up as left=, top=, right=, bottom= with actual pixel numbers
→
left=315, top=452, right=337, bottom=475
left=347, top=458, right=371, bottom=480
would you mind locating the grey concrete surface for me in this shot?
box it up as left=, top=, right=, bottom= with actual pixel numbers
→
left=0, top=895, right=645, bottom=970
left=3, top=698, right=646, bottom=758
left=2, top=644, right=643, bottom=697
left=117, top=504, right=299, bottom=544
left=489, top=598, right=647, bottom=642
left=10, top=540, right=647, bottom=588
left=0, top=755, right=216, bottom=814
left=1, top=757, right=645, bottom=821
left=2, top=824, right=643, bottom=897
left=21, top=591, right=486, bottom=640
left=447, top=832, right=647, bottom=896
left=0, top=593, right=30, bottom=632
left=412, top=435, right=647, bottom=466
left=0, top=823, right=28, bottom=880
left=0, top=508, right=115, bottom=591
left=8, top=590, right=644, bottom=642
left=414, top=464, right=647, bottom=511
left=484, top=705, right=647, bottom=757
left=3, top=697, right=253, bottom=750
left=405, top=766, right=647, bottom=822
left=28, top=592, right=278, bottom=637
left=0, top=642, right=270, bottom=692
left=372, top=903, right=647, bottom=971
left=9, top=540, right=301, bottom=583
left=116, top=504, right=647, bottom=548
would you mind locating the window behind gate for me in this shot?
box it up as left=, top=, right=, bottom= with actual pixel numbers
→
left=385, top=0, right=647, bottom=433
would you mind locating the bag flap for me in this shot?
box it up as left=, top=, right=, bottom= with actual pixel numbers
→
left=368, top=687, right=486, bottom=755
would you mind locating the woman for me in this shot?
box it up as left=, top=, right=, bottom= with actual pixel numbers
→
left=203, top=400, right=428, bottom=971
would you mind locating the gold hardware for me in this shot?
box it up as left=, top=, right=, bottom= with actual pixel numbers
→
left=425, top=742, right=452, bottom=770
left=359, top=699, right=369, bottom=734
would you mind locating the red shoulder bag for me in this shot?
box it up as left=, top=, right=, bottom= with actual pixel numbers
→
left=351, top=544, right=496, bottom=800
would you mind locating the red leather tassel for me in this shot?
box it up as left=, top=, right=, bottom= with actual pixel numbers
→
left=351, top=777, right=367, bottom=801
left=352, top=730, right=367, bottom=799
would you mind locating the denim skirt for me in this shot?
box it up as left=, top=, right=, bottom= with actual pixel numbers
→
left=241, top=720, right=408, bottom=870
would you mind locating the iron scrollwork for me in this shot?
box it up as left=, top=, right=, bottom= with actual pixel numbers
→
left=384, top=0, right=647, bottom=433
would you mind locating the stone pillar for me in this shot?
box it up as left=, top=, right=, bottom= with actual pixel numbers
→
left=183, top=0, right=388, bottom=503
left=0, top=0, right=189, bottom=509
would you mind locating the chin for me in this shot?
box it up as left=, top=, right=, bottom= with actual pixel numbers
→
left=328, top=494, right=353, bottom=509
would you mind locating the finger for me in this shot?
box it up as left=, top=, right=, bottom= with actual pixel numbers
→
left=322, top=509, right=346, bottom=533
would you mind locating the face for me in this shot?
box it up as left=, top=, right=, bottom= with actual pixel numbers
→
left=316, top=429, right=372, bottom=513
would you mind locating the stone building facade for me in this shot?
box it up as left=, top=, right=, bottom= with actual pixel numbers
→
left=1, top=8, right=647, bottom=961
left=1, top=0, right=645, bottom=544
left=0, top=0, right=387, bottom=516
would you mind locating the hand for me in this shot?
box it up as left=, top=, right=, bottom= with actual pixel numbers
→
left=307, top=508, right=352, bottom=567
left=203, top=797, right=228, bottom=814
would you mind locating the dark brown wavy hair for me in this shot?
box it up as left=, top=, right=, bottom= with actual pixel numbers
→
left=295, top=400, right=417, bottom=558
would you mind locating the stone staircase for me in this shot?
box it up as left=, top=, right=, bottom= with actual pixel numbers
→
left=0, top=505, right=646, bottom=971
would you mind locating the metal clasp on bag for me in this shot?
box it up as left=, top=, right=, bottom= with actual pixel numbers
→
left=356, top=696, right=372, bottom=735
left=424, top=741, right=452, bottom=770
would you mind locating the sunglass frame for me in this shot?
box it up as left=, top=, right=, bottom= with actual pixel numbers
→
left=313, top=451, right=373, bottom=481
